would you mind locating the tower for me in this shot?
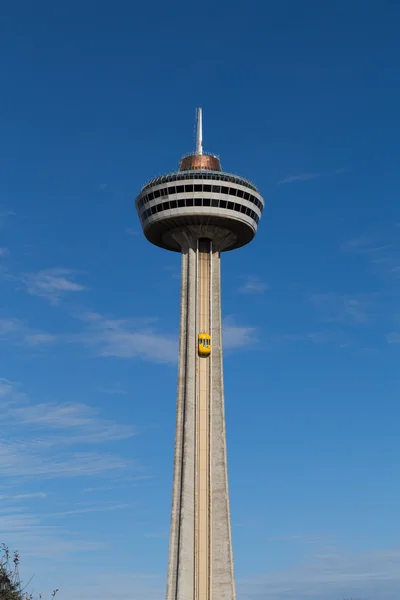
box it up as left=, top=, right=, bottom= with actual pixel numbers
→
left=135, top=109, right=264, bottom=600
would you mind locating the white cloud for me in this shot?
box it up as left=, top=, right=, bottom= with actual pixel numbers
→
left=0, top=380, right=135, bottom=478
left=278, top=173, right=320, bottom=185
left=62, top=571, right=165, bottom=600
left=239, top=275, right=270, bottom=294
left=75, top=312, right=176, bottom=363
left=52, top=503, right=131, bottom=517
left=387, top=332, right=400, bottom=344
left=340, top=230, right=400, bottom=279
left=0, top=210, right=16, bottom=228
left=265, top=534, right=321, bottom=544
left=18, top=268, right=87, bottom=304
left=0, top=310, right=257, bottom=363
left=1, top=381, right=134, bottom=444
left=0, top=492, right=47, bottom=501
left=238, top=549, right=400, bottom=599
left=99, top=384, right=127, bottom=395
left=276, top=330, right=349, bottom=347
left=310, top=293, right=376, bottom=324
left=0, top=317, right=57, bottom=347
left=223, top=318, right=258, bottom=349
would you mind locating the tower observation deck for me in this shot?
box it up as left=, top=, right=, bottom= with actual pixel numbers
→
left=135, top=108, right=265, bottom=600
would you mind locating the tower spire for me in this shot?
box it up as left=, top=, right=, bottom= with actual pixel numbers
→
left=195, top=107, right=203, bottom=155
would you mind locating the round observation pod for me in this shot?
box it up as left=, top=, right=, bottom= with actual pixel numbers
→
left=135, top=110, right=264, bottom=252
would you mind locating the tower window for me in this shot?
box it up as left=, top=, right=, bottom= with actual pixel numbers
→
left=212, top=185, right=221, bottom=193
left=211, top=199, right=219, bottom=207
left=170, top=200, right=178, bottom=209
left=151, top=206, right=157, bottom=215
left=185, top=185, right=194, bottom=193
left=204, top=184, right=211, bottom=193
left=237, top=189, right=244, bottom=198
left=176, top=185, right=184, bottom=193
left=194, top=184, right=202, bottom=192
left=168, top=186, right=176, bottom=194
left=194, top=198, right=202, bottom=206
left=229, top=187, right=237, bottom=196
left=221, top=186, right=229, bottom=194
left=186, top=198, right=194, bottom=206
left=227, top=201, right=234, bottom=210
left=203, top=198, right=211, bottom=206
left=177, top=199, right=185, bottom=207
left=220, top=200, right=227, bottom=209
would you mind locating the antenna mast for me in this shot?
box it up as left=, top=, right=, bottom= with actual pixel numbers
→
left=195, top=107, right=203, bottom=155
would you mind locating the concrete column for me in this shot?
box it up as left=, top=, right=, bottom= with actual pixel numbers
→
left=166, top=229, right=236, bottom=600
left=209, top=246, right=236, bottom=600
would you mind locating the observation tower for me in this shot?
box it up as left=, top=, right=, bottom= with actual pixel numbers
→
left=135, top=108, right=264, bottom=600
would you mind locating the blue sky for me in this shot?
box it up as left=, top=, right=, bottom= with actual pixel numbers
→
left=1, top=1, right=400, bottom=598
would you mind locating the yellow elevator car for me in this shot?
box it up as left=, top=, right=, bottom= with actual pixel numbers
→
left=198, top=333, right=211, bottom=356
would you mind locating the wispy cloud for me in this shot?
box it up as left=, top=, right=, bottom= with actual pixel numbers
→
left=278, top=172, right=320, bottom=185
left=265, top=534, right=321, bottom=544
left=75, top=312, right=176, bottom=363
left=7, top=401, right=134, bottom=444
left=17, top=268, right=87, bottom=304
left=0, top=247, right=9, bottom=257
left=223, top=318, right=258, bottom=349
left=62, top=571, right=165, bottom=600
left=341, top=230, right=400, bottom=279
left=0, top=379, right=135, bottom=478
left=52, top=503, right=131, bottom=517
left=273, top=330, right=351, bottom=349
left=387, top=332, right=400, bottom=344
left=0, top=210, right=16, bottom=228
left=0, top=310, right=258, bottom=363
left=0, top=317, right=57, bottom=347
left=0, top=492, right=47, bottom=501
left=98, top=384, right=128, bottom=395
left=0, top=505, right=106, bottom=559
left=76, top=312, right=257, bottom=361
left=238, top=548, right=400, bottom=599
left=310, top=293, right=376, bottom=324
left=126, top=228, right=140, bottom=236
left=239, top=275, right=270, bottom=294
left=0, top=442, right=130, bottom=478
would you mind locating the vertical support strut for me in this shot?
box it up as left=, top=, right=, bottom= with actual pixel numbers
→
left=196, top=238, right=211, bottom=600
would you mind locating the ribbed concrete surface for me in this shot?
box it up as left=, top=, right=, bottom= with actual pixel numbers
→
left=166, top=229, right=236, bottom=600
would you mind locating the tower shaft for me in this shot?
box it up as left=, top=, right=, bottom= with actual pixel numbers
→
left=167, top=231, right=236, bottom=600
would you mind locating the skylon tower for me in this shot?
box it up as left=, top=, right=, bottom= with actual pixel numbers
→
left=135, top=109, right=264, bottom=600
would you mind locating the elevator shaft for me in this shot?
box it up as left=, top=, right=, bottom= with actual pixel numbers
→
left=196, top=239, right=211, bottom=600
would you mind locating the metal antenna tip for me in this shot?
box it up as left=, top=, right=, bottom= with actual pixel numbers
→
left=195, top=107, right=203, bottom=155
